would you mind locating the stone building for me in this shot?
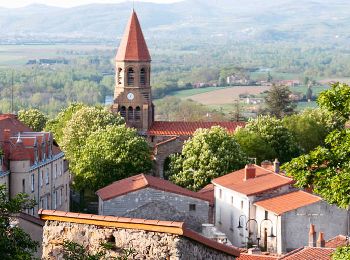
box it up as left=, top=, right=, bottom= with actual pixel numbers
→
left=96, top=174, right=213, bottom=231
left=39, top=209, right=240, bottom=259
left=0, top=114, right=70, bottom=216
left=211, top=163, right=349, bottom=254
left=111, top=11, right=245, bottom=177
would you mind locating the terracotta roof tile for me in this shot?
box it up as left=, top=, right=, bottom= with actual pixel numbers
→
left=148, top=121, right=245, bottom=136
left=280, top=247, right=335, bottom=259
left=116, top=10, right=151, bottom=62
left=96, top=174, right=212, bottom=203
left=38, top=209, right=240, bottom=257
left=254, top=191, right=321, bottom=215
left=325, top=235, right=348, bottom=248
left=237, top=253, right=279, bottom=260
left=212, top=165, right=294, bottom=196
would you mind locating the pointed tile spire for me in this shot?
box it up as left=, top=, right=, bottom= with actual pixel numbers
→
left=116, top=10, right=151, bottom=62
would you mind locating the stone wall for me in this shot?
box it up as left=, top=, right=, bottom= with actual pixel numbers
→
left=99, top=187, right=210, bottom=231
left=42, top=221, right=235, bottom=259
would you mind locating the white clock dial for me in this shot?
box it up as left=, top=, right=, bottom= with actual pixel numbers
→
left=127, top=93, right=134, bottom=100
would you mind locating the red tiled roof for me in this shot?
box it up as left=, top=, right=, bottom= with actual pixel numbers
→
left=254, top=191, right=321, bottom=215
left=280, top=247, right=335, bottom=260
left=148, top=121, right=245, bottom=136
left=238, top=253, right=279, bottom=260
left=10, top=138, right=31, bottom=161
left=325, top=235, right=348, bottom=248
left=212, top=165, right=294, bottom=196
left=96, top=174, right=212, bottom=203
left=0, top=114, right=32, bottom=142
left=198, top=184, right=214, bottom=205
left=116, top=10, right=151, bottom=62
left=38, top=209, right=240, bottom=257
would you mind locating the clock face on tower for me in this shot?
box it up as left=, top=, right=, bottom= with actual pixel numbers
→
left=127, top=93, right=134, bottom=100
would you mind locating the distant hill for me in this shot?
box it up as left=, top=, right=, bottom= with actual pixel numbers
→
left=0, top=0, right=349, bottom=43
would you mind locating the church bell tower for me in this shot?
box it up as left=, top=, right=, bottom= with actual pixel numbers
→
left=112, top=10, right=154, bottom=133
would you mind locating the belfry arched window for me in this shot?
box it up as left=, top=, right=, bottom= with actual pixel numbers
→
left=135, top=106, right=141, bottom=121
left=120, top=106, right=126, bottom=118
left=127, top=67, right=135, bottom=86
left=140, top=68, right=146, bottom=86
left=117, top=68, right=123, bottom=85
left=127, top=106, right=134, bottom=121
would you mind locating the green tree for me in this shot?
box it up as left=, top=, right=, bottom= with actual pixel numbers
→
left=0, top=185, right=38, bottom=259
left=61, top=106, right=124, bottom=169
left=283, top=83, right=350, bottom=209
left=318, top=82, right=350, bottom=123
left=18, top=108, right=48, bottom=132
left=283, top=108, right=339, bottom=153
left=306, top=86, right=313, bottom=101
left=167, top=126, right=248, bottom=191
left=238, top=115, right=300, bottom=163
left=264, top=84, right=296, bottom=118
left=73, top=125, right=152, bottom=191
left=332, top=246, right=350, bottom=260
left=45, top=103, right=86, bottom=144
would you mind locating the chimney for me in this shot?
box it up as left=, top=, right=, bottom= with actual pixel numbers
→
left=247, top=245, right=261, bottom=255
left=308, top=224, right=316, bottom=247
left=317, top=232, right=325, bottom=248
left=273, top=158, right=280, bottom=173
left=244, top=164, right=256, bottom=181
left=261, top=160, right=272, bottom=169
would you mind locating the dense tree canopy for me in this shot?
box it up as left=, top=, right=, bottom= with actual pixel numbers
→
left=332, top=246, right=350, bottom=260
left=167, top=126, right=248, bottom=191
left=45, top=103, right=86, bottom=144
left=236, top=115, right=300, bottom=163
left=0, top=185, right=38, bottom=259
left=283, top=83, right=350, bottom=209
left=73, top=125, right=152, bottom=191
left=18, top=108, right=48, bottom=132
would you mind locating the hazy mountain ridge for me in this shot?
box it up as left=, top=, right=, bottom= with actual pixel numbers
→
left=0, top=0, right=349, bottom=43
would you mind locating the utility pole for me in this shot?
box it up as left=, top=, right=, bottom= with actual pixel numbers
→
left=11, top=70, right=14, bottom=114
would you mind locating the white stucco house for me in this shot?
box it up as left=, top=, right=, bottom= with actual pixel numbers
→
left=212, top=163, right=349, bottom=254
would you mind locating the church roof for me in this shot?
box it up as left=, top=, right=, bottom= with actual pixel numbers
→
left=116, top=10, right=151, bottom=62
left=148, top=121, right=245, bottom=136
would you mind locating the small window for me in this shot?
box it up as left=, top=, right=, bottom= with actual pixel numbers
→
left=59, top=161, right=63, bottom=176
left=127, top=67, right=135, bottom=85
left=46, top=196, right=49, bottom=210
left=31, top=174, right=34, bottom=192
left=127, top=107, right=134, bottom=121
left=231, top=196, right=234, bottom=204
left=41, top=199, right=44, bottom=209
left=189, top=204, right=196, bottom=211
left=265, top=210, right=268, bottom=220
left=140, top=68, right=146, bottom=85
left=54, top=164, right=57, bottom=179
left=241, top=200, right=244, bottom=210
left=219, top=189, right=222, bottom=199
left=53, top=191, right=57, bottom=210
left=135, top=106, right=141, bottom=121
left=218, top=207, right=222, bottom=224
left=59, top=188, right=62, bottom=206
left=45, top=170, right=49, bottom=185
left=40, top=170, right=43, bottom=187
left=120, top=106, right=126, bottom=118
left=22, top=179, right=25, bottom=193
left=65, top=184, right=68, bottom=201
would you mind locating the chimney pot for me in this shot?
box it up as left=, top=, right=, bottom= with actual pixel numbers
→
left=3, top=129, right=11, bottom=141
left=317, top=232, right=325, bottom=248
left=308, top=224, right=316, bottom=247
left=261, top=160, right=272, bottom=169
left=273, top=158, right=280, bottom=173
left=244, top=164, right=256, bottom=181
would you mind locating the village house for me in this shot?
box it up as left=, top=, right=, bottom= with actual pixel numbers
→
left=96, top=174, right=213, bottom=231
left=211, top=163, right=349, bottom=254
left=39, top=209, right=241, bottom=259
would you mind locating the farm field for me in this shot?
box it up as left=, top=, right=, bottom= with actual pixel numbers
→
left=181, top=86, right=271, bottom=105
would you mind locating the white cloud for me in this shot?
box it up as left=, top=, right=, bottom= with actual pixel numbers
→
left=0, top=0, right=182, bottom=8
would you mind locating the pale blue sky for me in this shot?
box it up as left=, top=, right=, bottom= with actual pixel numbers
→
left=0, top=0, right=182, bottom=8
